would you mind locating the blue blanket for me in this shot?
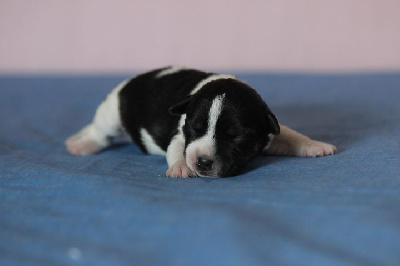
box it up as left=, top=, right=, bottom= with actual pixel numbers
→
left=1, top=73, right=399, bottom=265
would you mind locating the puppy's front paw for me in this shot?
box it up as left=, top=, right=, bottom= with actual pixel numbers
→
left=166, top=160, right=197, bottom=178
left=301, top=141, right=337, bottom=157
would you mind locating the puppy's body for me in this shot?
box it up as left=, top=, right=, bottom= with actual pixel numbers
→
left=66, top=67, right=337, bottom=177
left=120, top=67, right=213, bottom=154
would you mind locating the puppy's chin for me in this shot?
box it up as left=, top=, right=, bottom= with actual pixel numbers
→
left=196, top=169, right=239, bottom=178
left=184, top=159, right=219, bottom=178
left=186, top=164, right=219, bottom=178
left=187, top=162, right=234, bottom=178
left=195, top=171, right=220, bottom=178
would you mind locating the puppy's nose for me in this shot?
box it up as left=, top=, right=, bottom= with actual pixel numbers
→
left=197, top=156, right=214, bottom=171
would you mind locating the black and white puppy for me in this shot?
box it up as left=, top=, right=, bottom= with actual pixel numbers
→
left=66, top=66, right=337, bottom=178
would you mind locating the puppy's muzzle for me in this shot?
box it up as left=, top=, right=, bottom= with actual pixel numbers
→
left=197, top=156, right=214, bottom=171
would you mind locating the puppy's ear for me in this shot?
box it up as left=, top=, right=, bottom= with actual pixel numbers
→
left=266, top=111, right=280, bottom=135
left=169, top=96, right=192, bottom=115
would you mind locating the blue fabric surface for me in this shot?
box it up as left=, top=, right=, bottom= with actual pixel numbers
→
left=1, top=73, right=399, bottom=265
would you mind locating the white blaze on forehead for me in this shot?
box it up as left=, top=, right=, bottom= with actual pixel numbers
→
left=185, top=94, right=226, bottom=171
left=155, top=66, right=186, bottom=79
left=190, top=74, right=236, bottom=95
left=207, top=94, right=225, bottom=136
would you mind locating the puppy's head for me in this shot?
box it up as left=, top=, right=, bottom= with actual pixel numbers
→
left=170, top=79, right=279, bottom=177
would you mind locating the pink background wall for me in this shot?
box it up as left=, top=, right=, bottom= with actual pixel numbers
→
left=1, top=0, right=400, bottom=73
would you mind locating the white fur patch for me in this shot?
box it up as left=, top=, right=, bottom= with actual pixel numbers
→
left=190, top=74, right=236, bottom=95
left=263, top=134, right=275, bottom=151
left=166, top=134, right=186, bottom=165
left=140, top=128, right=166, bottom=156
left=185, top=94, right=225, bottom=171
left=155, top=66, right=186, bottom=79
left=166, top=114, right=186, bottom=166
left=91, top=79, right=128, bottom=138
left=178, top=114, right=186, bottom=134
left=208, top=94, right=225, bottom=136
left=66, top=79, right=129, bottom=156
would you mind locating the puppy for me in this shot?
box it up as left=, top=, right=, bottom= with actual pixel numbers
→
left=66, top=66, right=337, bottom=178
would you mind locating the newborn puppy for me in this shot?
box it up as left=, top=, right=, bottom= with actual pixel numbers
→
left=66, top=66, right=337, bottom=177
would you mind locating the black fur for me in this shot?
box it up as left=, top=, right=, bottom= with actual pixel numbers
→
left=174, top=78, right=279, bottom=176
left=119, top=67, right=279, bottom=177
left=119, top=68, right=211, bottom=152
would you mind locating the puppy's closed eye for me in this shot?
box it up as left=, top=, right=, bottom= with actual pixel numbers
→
left=228, top=128, right=255, bottom=143
left=184, top=121, right=206, bottom=137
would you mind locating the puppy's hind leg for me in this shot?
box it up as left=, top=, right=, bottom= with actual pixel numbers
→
left=264, top=125, right=337, bottom=157
left=66, top=80, right=128, bottom=156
